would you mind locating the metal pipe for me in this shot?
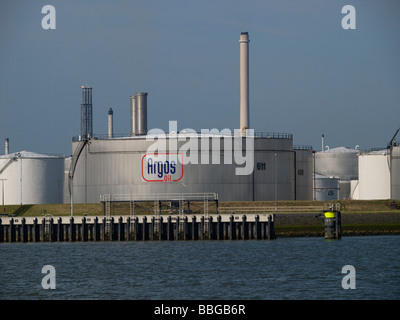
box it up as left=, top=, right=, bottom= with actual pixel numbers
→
left=136, top=92, right=148, bottom=135
left=239, top=32, right=250, bottom=134
left=130, top=95, right=136, bottom=136
left=5, top=138, right=9, bottom=155
left=108, top=108, right=113, bottom=138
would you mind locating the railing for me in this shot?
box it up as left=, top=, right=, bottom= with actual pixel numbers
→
left=100, top=193, right=218, bottom=202
left=293, top=145, right=313, bottom=151
left=73, top=131, right=293, bottom=142
left=218, top=206, right=324, bottom=213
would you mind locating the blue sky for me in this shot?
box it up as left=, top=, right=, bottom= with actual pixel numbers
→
left=0, top=0, right=399, bottom=155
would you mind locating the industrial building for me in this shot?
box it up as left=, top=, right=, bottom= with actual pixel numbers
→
left=314, top=129, right=400, bottom=201
left=67, top=32, right=314, bottom=204
left=1, top=32, right=397, bottom=206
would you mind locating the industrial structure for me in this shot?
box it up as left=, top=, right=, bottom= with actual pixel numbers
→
left=315, top=129, right=400, bottom=201
left=67, top=32, right=314, bottom=204
left=0, top=149, right=64, bottom=205
left=0, top=33, right=398, bottom=206
left=314, top=146, right=359, bottom=200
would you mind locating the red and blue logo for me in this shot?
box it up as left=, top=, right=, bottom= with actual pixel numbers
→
left=141, top=153, right=184, bottom=182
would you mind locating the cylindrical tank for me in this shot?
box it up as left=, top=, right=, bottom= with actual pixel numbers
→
left=136, top=92, right=148, bottom=135
left=358, top=150, right=390, bottom=200
left=315, top=147, right=359, bottom=181
left=294, top=147, right=313, bottom=200
left=0, top=151, right=65, bottom=205
left=314, top=173, right=339, bottom=201
left=71, top=134, right=296, bottom=203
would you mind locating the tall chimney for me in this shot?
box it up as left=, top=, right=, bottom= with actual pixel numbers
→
left=136, top=92, right=148, bottom=136
left=108, top=108, right=113, bottom=138
left=80, top=86, right=93, bottom=140
left=239, top=32, right=250, bottom=134
left=5, top=138, right=9, bottom=155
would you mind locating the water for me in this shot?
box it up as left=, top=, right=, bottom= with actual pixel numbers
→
left=0, top=236, right=399, bottom=300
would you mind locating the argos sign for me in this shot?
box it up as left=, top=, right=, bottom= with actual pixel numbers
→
left=142, top=153, right=184, bottom=182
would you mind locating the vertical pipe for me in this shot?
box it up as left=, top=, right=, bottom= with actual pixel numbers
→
left=130, top=95, right=137, bottom=136
left=108, top=108, right=113, bottom=138
left=239, top=32, right=250, bottom=134
left=5, top=138, right=9, bottom=155
left=136, top=92, right=148, bottom=135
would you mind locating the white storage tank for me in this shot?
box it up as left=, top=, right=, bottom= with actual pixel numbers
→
left=0, top=151, right=65, bottom=205
left=315, top=147, right=359, bottom=181
left=358, top=150, right=390, bottom=200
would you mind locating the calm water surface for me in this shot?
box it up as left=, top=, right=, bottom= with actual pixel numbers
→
left=0, top=236, right=399, bottom=300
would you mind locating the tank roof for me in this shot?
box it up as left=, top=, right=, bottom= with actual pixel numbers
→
left=318, top=147, right=359, bottom=154
left=0, top=151, right=65, bottom=159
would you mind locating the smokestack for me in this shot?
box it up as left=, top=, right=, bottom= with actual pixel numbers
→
left=5, top=138, right=9, bottom=155
left=108, top=108, right=113, bottom=138
left=81, top=86, right=93, bottom=140
left=135, top=92, right=148, bottom=136
left=130, top=95, right=136, bottom=136
left=239, top=32, right=250, bottom=134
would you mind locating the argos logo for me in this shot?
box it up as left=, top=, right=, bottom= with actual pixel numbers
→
left=142, top=153, right=184, bottom=182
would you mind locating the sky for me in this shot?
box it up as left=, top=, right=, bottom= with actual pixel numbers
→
left=0, top=0, right=399, bottom=156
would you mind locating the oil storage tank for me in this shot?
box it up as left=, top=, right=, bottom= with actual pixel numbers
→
left=358, top=150, right=390, bottom=200
left=315, top=147, right=359, bottom=181
left=315, top=147, right=359, bottom=199
left=68, top=32, right=312, bottom=204
left=294, top=146, right=314, bottom=200
left=0, top=151, right=65, bottom=205
left=70, top=132, right=296, bottom=203
left=314, top=173, right=339, bottom=201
